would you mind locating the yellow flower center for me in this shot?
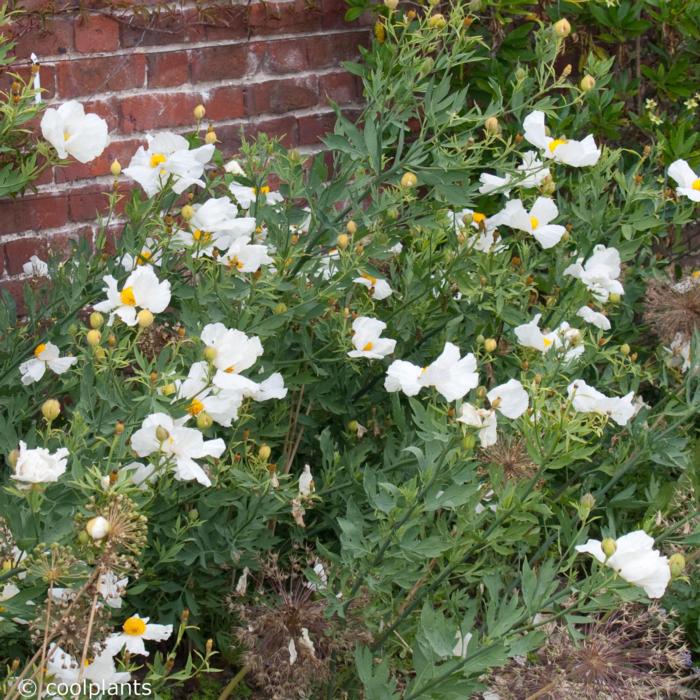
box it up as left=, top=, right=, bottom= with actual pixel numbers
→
left=63, top=131, right=70, bottom=142
left=136, top=250, right=152, bottom=265
left=193, top=229, right=212, bottom=243
left=691, top=178, right=700, bottom=191
left=529, top=216, right=539, bottom=230
left=548, top=138, right=568, bottom=153
left=188, top=398, right=205, bottom=415
left=120, top=286, right=137, bottom=306
left=362, top=273, right=378, bottom=286
left=692, top=270, right=700, bottom=279
left=253, top=185, right=271, bottom=195
left=150, top=153, right=167, bottom=169
left=472, top=212, right=486, bottom=224
left=543, top=337, right=553, bottom=348
left=362, top=342, right=374, bottom=351
left=224, top=365, right=235, bottom=374
left=123, top=616, right=147, bottom=636
left=228, top=256, right=244, bottom=270
left=34, top=343, right=47, bottom=358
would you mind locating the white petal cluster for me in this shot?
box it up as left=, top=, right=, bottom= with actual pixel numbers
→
left=41, top=100, right=109, bottom=163
left=12, top=441, right=69, bottom=484
left=499, top=197, right=566, bottom=249
left=19, top=341, right=77, bottom=385
left=567, top=379, right=635, bottom=426
left=523, top=110, right=601, bottom=167
left=667, top=159, right=700, bottom=202
left=353, top=273, right=393, bottom=300
left=348, top=317, right=396, bottom=359
left=105, top=614, right=173, bottom=657
left=515, top=314, right=583, bottom=361
left=564, top=245, right=624, bottom=302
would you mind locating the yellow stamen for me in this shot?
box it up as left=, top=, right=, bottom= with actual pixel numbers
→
left=193, top=229, right=212, bottom=243
left=362, top=273, right=378, bottom=286
left=692, top=270, right=700, bottom=279
left=253, top=185, right=271, bottom=195
left=120, top=286, right=136, bottom=306
left=548, top=138, right=568, bottom=153
left=34, top=343, right=47, bottom=358
left=188, top=398, right=205, bottom=416
left=150, top=153, right=167, bottom=168
left=472, top=212, right=486, bottom=224
left=225, top=366, right=235, bottom=374
left=228, top=256, right=244, bottom=270
left=691, top=178, right=700, bottom=191
left=63, top=131, right=70, bottom=142
left=529, top=216, right=539, bottom=230
left=136, top=250, right=152, bottom=265
left=543, top=337, right=553, bottom=348
left=362, top=342, right=374, bottom=352
left=123, top=616, right=147, bottom=636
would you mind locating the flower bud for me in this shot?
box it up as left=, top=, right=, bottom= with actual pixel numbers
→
left=86, top=516, right=111, bottom=541
left=427, top=13, right=446, bottom=28
left=601, top=537, right=617, bottom=558
left=205, top=127, right=217, bottom=145
left=273, top=302, right=287, bottom=314
left=196, top=412, right=213, bottom=430
left=86, top=329, right=102, bottom=347
left=181, top=204, right=194, bottom=221
left=346, top=220, right=357, bottom=235
left=515, top=67, right=527, bottom=81
left=384, top=0, right=398, bottom=8
left=461, top=434, right=476, bottom=450
left=155, top=426, right=170, bottom=442
left=41, top=399, right=61, bottom=422
left=188, top=509, right=199, bottom=522
left=205, top=638, right=214, bottom=654
left=8, top=449, right=19, bottom=469
left=203, top=346, right=217, bottom=363
left=162, top=383, right=177, bottom=396
left=580, top=75, right=596, bottom=92
left=107, top=334, right=117, bottom=348
left=620, top=343, right=630, bottom=356
left=476, top=386, right=487, bottom=399
left=475, top=334, right=485, bottom=345
left=194, top=104, right=206, bottom=121
left=609, top=292, right=621, bottom=304
left=115, top=421, right=125, bottom=435
left=579, top=492, right=595, bottom=519
left=110, top=160, right=121, bottom=177
left=347, top=420, right=359, bottom=433
left=484, top=116, right=500, bottom=134
left=553, top=18, right=571, bottom=38
left=484, top=338, right=497, bottom=353
left=89, top=311, right=104, bottom=329
left=258, top=444, right=272, bottom=461
left=136, top=309, right=154, bottom=329
left=400, top=172, right=417, bottom=188
left=336, top=233, right=350, bottom=250
left=669, top=553, right=685, bottom=578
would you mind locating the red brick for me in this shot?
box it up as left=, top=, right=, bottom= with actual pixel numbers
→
left=2, top=195, right=69, bottom=235
left=147, top=50, right=189, bottom=88
left=68, top=186, right=118, bottom=222
left=49, top=226, right=95, bottom=255
left=309, top=31, right=369, bottom=68
left=12, top=62, right=57, bottom=100
left=119, top=92, right=199, bottom=133
left=205, top=86, right=246, bottom=121
left=244, top=116, right=298, bottom=148
left=10, top=18, right=73, bottom=59
left=4, top=237, right=48, bottom=275
left=0, top=279, right=28, bottom=314
left=190, top=44, right=251, bottom=83
left=120, top=10, right=206, bottom=48
left=55, top=139, right=142, bottom=183
left=204, top=10, right=249, bottom=41
left=57, top=54, right=146, bottom=99
left=320, top=71, right=360, bottom=104
left=74, top=15, right=120, bottom=53
left=248, top=77, right=319, bottom=115
left=252, top=39, right=307, bottom=74
left=248, top=0, right=323, bottom=35
left=298, top=111, right=336, bottom=145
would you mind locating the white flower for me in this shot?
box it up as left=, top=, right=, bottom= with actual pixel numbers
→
left=12, top=441, right=68, bottom=484
left=299, top=464, right=315, bottom=496
left=97, top=571, right=128, bottom=609
left=517, top=151, right=551, bottom=188
left=514, top=314, right=557, bottom=352
left=348, top=317, right=396, bottom=359
left=500, top=197, right=566, bottom=248
left=47, top=644, right=130, bottom=685
left=353, top=273, right=393, bottom=300
left=523, top=110, right=601, bottom=167
left=575, top=530, right=671, bottom=598
left=93, top=266, right=171, bottom=326
left=448, top=209, right=504, bottom=253
left=173, top=197, right=256, bottom=255
left=201, top=323, right=264, bottom=374
left=384, top=360, right=424, bottom=396
left=130, top=413, right=225, bottom=487
left=123, top=132, right=214, bottom=197
left=224, top=159, right=245, bottom=176
left=452, top=629, right=473, bottom=659
left=478, top=172, right=511, bottom=195
left=234, top=567, right=250, bottom=595
left=0, top=582, right=19, bottom=621
left=576, top=305, right=611, bottom=331
left=220, top=238, right=274, bottom=273
left=105, top=614, right=173, bottom=657
left=40, top=100, right=109, bottom=163
left=457, top=404, right=498, bottom=448
left=421, top=342, right=479, bottom=401
left=176, top=361, right=244, bottom=427
left=563, top=245, right=624, bottom=302
left=22, top=255, right=49, bottom=277
left=567, top=380, right=636, bottom=426
left=389, top=241, right=403, bottom=255
left=123, top=461, right=156, bottom=489
left=19, top=341, right=77, bottom=385
left=667, top=159, right=700, bottom=202
left=120, top=237, right=162, bottom=270
left=666, top=332, right=691, bottom=373
left=230, top=182, right=284, bottom=210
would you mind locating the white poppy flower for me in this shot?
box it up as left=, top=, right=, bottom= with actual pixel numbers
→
left=457, top=404, right=498, bottom=448
left=421, top=342, right=479, bottom=402
left=224, top=159, right=245, bottom=176
left=563, top=245, right=624, bottom=302
left=667, top=159, right=700, bottom=202
left=176, top=361, right=244, bottom=427
left=575, top=530, right=671, bottom=598
left=353, top=273, right=393, bottom=300
left=452, top=630, right=473, bottom=658
left=517, top=151, right=551, bottom=187
left=486, top=379, right=529, bottom=419
left=514, top=314, right=557, bottom=352
left=299, top=464, right=315, bottom=496
left=47, top=644, right=130, bottom=685
left=567, top=380, right=636, bottom=426
left=120, top=237, right=162, bottom=270
left=123, top=132, right=214, bottom=197
left=666, top=333, right=691, bottom=373
left=220, top=238, right=273, bottom=273
left=97, top=571, right=128, bottom=609
left=501, top=197, right=566, bottom=248
left=448, top=209, right=504, bottom=253
left=230, top=182, right=284, bottom=210
left=40, top=100, right=109, bottom=163
left=19, top=341, right=77, bottom=385
left=130, top=412, right=225, bottom=487
left=22, top=255, right=49, bottom=277
left=12, top=441, right=68, bottom=484
left=93, top=266, right=171, bottom=326
left=384, top=360, right=424, bottom=396
left=523, top=110, right=601, bottom=167
left=201, top=323, right=264, bottom=374
left=576, top=305, right=611, bottom=331
left=105, top=614, right=173, bottom=657
left=478, top=172, right=512, bottom=195
left=123, top=461, right=156, bottom=489
left=348, top=317, right=396, bottom=359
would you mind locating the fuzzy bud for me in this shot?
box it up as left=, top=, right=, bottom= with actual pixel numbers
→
left=156, top=426, right=170, bottom=443
left=86, top=329, right=102, bottom=347
left=483, top=338, right=497, bottom=353
left=137, top=309, right=154, bottom=328
left=273, top=302, right=287, bottom=314
left=601, top=537, right=617, bottom=558
left=258, top=444, right=272, bottom=461
left=41, top=399, right=61, bottom=422
left=205, top=127, right=217, bottom=145
left=580, top=75, right=596, bottom=92
left=86, top=516, right=111, bottom=541
left=336, top=233, right=350, bottom=250
left=579, top=492, right=595, bottom=519
left=110, top=160, right=121, bottom=177
left=346, top=220, right=357, bottom=235
left=608, top=292, right=621, bottom=304
left=669, top=553, right=685, bottom=578
left=484, top=116, right=500, bottom=134
left=203, top=346, right=217, bottom=363
left=181, top=204, right=194, bottom=221
left=400, top=172, right=418, bottom=188
left=194, top=104, right=206, bottom=121
left=196, top=412, right=213, bottom=430
left=620, top=343, right=630, bottom=355
left=384, top=0, right=398, bottom=8
left=89, top=311, right=104, bottom=329
left=553, top=18, right=571, bottom=38
left=427, top=13, right=446, bottom=28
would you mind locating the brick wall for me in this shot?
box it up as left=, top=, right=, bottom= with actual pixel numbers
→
left=1, top=1, right=367, bottom=299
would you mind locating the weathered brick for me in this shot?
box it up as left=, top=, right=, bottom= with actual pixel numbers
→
left=10, top=17, right=73, bottom=59
left=190, top=44, right=251, bottom=83
left=68, top=186, right=123, bottom=222
left=119, top=92, right=199, bottom=133
left=244, top=116, right=298, bottom=148
left=4, top=237, right=49, bottom=275
left=319, top=71, right=360, bottom=104
left=248, top=76, right=319, bottom=115
left=120, top=10, right=206, bottom=48
left=147, top=50, right=190, bottom=88
left=252, top=39, right=307, bottom=75
left=74, top=14, right=120, bottom=53
left=57, top=54, right=146, bottom=99
left=298, top=111, right=336, bottom=145
left=248, top=0, right=323, bottom=35
left=309, top=31, right=370, bottom=68
left=2, top=195, right=69, bottom=235
left=205, top=86, right=246, bottom=121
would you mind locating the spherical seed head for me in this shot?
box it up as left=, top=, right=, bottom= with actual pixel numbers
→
left=602, top=537, right=617, bottom=558
left=89, top=311, right=104, bottom=329
left=86, top=329, right=102, bottom=346
left=41, top=399, right=61, bottom=422
left=554, top=18, right=571, bottom=37
left=110, top=160, right=121, bottom=177
left=196, top=412, right=213, bottom=430
left=181, top=204, right=194, bottom=221
left=258, top=444, right=272, bottom=461
left=137, top=309, right=154, bottom=328
left=484, top=338, right=498, bottom=353
left=580, top=75, right=596, bottom=92
left=194, top=104, right=206, bottom=120
left=400, top=172, right=417, bottom=188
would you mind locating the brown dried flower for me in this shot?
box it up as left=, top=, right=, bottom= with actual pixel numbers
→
left=644, top=273, right=700, bottom=345
left=479, top=436, right=538, bottom=483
